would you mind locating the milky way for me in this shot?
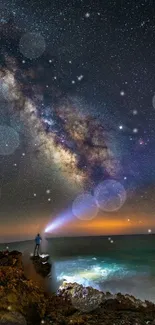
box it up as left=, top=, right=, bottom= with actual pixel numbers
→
left=0, top=53, right=120, bottom=190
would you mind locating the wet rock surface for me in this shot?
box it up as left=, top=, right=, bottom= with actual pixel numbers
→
left=0, top=251, right=155, bottom=325
left=30, top=255, right=51, bottom=278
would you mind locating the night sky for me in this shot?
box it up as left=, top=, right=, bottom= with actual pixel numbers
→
left=0, top=0, right=155, bottom=242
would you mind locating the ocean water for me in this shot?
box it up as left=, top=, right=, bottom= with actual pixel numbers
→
left=1, top=234, right=155, bottom=303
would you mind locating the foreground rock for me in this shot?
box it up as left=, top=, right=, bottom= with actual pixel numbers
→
left=0, top=250, right=23, bottom=268
left=0, top=251, right=155, bottom=325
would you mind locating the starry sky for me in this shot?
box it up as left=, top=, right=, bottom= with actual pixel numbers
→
left=0, top=0, right=155, bottom=242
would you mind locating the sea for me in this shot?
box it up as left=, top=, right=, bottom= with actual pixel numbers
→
left=1, top=234, right=155, bottom=303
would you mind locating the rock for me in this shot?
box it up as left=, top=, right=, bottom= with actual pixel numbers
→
left=0, top=251, right=23, bottom=268
left=30, top=255, right=51, bottom=277
left=0, top=311, right=27, bottom=325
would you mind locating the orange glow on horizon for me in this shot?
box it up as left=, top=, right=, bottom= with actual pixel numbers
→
left=0, top=214, right=153, bottom=242
left=55, top=216, right=152, bottom=235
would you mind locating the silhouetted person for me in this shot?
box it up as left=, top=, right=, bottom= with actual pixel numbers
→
left=34, top=233, right=42, bottom=256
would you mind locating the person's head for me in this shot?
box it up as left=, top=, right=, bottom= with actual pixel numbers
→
left=37, top=233, right=40, bottom=236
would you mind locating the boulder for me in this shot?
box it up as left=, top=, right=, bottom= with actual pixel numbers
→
left=30, top=255, right=51, bottom=277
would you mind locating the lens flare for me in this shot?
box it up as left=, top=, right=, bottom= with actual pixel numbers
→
left=72, top=193, right=98, bottom=220
left=94, top=179, right=126, bottom=212
left=19, top=32, right=46, bottom=59
left=0, top=125, right=20, bottom=155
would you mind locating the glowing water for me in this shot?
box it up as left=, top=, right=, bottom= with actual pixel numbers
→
left=1, top=235, right=155, bottom=303
left=53, top=256, right=155, bottom=302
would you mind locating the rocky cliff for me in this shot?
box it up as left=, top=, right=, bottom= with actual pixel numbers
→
left=0, top=250, right=155, bottom=325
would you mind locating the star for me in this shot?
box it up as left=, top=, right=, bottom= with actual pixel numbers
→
left=48, top=198, right=51, bottom=202
left=133, top=128, right=138, bottom=133
left=33, top=193, right=37, bottom=197
left=133, top=110, right=138, bottom=115
left=140, top=21, right=145, bottom=27
left=120, top=90, right=125, bottom=96
left=119, top=125, right=123, bottom=130
left=85, top=13, right=90, bottom=18
left=148, top=229, right=152, bottom=233
left=139, top=139, right=144, bottom=145
left=72, top=80, right=75, bottom=84
left=77, top=75, right=84, bottom=81
left=46, top=189, right=50, bottom=194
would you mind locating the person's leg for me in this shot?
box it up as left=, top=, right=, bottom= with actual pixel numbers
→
left=36, top=244, right=39, bottom=256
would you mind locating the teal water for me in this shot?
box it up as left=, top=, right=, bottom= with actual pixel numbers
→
left=1, top=234, right=155, bottom=302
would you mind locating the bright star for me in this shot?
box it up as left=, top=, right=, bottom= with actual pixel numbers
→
left=133, top=128, right=138, bottom=133
left=77, top=75, right=84, bottom=81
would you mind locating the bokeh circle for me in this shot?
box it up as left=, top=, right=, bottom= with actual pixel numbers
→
left=94, top=179, right=126, bottom=212
left=10, top=115, right=24, bottom=134
left=72, top=193, right=98, bottom=220
left=0, top=125, right=20, bottom=155
left=19, top=32, right=46, bottom=59
left=71, top=285, right=103, bottom=312
left=152, top=94, right=155, bottom=109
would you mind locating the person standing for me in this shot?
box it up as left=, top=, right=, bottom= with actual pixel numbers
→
left=34, top=233, right=42, bottom=256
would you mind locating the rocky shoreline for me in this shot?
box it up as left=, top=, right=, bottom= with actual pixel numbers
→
left=0, top=250, right=155, bottom=325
